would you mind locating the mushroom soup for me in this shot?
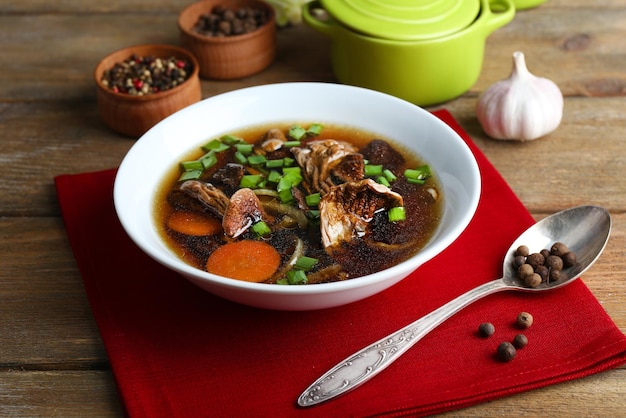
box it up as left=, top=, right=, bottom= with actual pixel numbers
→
left=154, top=123, right=443, bottom=284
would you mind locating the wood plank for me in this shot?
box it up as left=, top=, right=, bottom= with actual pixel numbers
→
left=0, top=217, right=107, bottom=365
left=2, top=95, right=624, bottom=216
left=0, top=370, right=123, bottom=417
left=0, top=368, right=624, bottom=416
left=1, top=0, right=625, bottom=13
left=1, top=213, right=624, bottom=366
left=1, top=6, right=625, bottom=101
left=441, top=96, right=626, bottom=212
left=0, top=17, right=333, bottom=101
left=438, top=368, right=626, bottom=417
left=1, top=0, right=625, bottom=415
left=479, top=8, right=626, bottom=97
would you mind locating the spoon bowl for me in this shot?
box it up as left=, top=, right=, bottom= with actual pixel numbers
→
left=298, top=205, right=612, bottom=406
left=502, top=205, right=612, bottom=290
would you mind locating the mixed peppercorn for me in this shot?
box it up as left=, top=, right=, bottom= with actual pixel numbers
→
left=193, top=5, right=271, bottom=37
left=101, top=54, right=193, bottom=95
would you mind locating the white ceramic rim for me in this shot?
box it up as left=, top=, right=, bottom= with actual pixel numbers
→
left=114, top=82, right=481, bottom=297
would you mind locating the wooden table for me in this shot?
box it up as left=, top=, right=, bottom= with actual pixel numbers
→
left=1, top=0, right=624, bottom=415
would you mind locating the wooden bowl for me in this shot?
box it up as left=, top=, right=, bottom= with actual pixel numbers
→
left=94, top=44, right=202, bottom=138
left=178, top=0, right=276, bottom=80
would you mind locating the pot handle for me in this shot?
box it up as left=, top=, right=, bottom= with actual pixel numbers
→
left=482, top=0, right=516, bottom=35
left=302, top=0, right=339, bottom=37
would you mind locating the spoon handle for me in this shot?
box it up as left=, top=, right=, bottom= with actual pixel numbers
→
left=297, top=279, right=509, bottom=407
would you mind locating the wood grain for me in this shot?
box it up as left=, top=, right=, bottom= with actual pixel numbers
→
left=1, top=0, right=625, bottom=415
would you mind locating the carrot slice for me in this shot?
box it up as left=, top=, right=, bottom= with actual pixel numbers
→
left=166, top=211, right=223, bottom=236
left=206, top=240, right=281, bottom=283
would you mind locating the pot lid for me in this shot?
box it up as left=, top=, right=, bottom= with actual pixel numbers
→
left=320, top=0, right=481, bottom=41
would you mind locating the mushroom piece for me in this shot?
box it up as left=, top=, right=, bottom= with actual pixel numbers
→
left=291, top=139, right=359, bottom=194
left=319, top=178, right=404, bottom=249
left=222, top=188, right=274, bottom=238
left=331, top=152, right=365, bottom=184
left=179, top=180, right=230, bottom=217
left=260, top=128, right=288, bottom=153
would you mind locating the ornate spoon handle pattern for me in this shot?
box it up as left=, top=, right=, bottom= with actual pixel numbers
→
left=298, top=280, right=507, bottom=406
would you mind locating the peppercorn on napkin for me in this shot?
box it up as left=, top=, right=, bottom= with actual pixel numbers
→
left=55, top=110, right=626, bottom=418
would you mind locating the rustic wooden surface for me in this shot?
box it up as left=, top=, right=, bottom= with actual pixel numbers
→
left=1, top=0, right=625, bottom=416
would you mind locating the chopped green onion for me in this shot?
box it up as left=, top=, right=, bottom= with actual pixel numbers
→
left=294, top=256, right=318, bottom=271
left=307, top=123, right=323, bottom=135
left=200, top=152, right=218, bottom=169
left=282, top=167, right=303, bottom=187
left=404, top=165, right=431, bottom=184
left=234, top=151, right=248, bottom=164
left=220, top=134, right=244, bottom=145
left=407, top=178, right=426, bottom=185
left=202, top=139, right=230, bottom=153
left=376, top=176, right=390, bottom=187
left=178, top=170, right=202, bottom=181
left=247, top=154, right=267, bottom=166
left=283, top=157, right=295, bottom=167
left=240, top=174, right=263, bottom=188
left=286, top=269, right=308, bottom=285
left=251, top=220, right=272, bottom=237
left=276, top=278, right=288, bottom=285
left=267, top=170, right=282, bottom=184
left=283, top=140, right=301, bottom=148
left=282, top=173, right=302, bottom=188
left=282, top=166, right=302, bottom=176
left=364, top=164, right=383, bottom=177
left=388, top=206, right=406, bottom=222
left=235, top=143, right=254, bottom=155
left=180, top=160, right=203, bottom=171
left=288, top=125, right=307, bottom=140
left=278, top=187, right=294, bottom=204
left=305, top=193, right=321, bottom=207
left=277, top=176, right=293, bottom=192
left=383, top=169, right=397, bottom=182
left=265, top=158, right=284, bottom=169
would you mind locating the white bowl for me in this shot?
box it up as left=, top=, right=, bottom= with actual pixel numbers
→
left=114, top=82, right=480, bottom=310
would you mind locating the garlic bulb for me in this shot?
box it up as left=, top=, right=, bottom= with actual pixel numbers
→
left=265, top=0, right=313, bottom=26
left=476, top=51, right=563, bottom=141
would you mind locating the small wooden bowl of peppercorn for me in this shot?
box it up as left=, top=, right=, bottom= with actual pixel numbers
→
left=178, top=0, right=276, bottom=80
left=94, top=44, right=202, bottom=138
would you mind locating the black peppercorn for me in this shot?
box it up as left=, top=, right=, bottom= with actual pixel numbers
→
left=535, top=265, right=549, bottom=282
left=478, top=322, right=495, bottom=338
left=516, top=312, right=534, bottom=329
left=524, top=273, right=542, bottom=288
left=193, top=5, right=270, bottom=37
left=517, top=263, right=534, bottom=279
left=562, top=251, right=577, bottom=267
left=526, top=252, right=545, bottom=269
left=497, top=342, right=517, bottom=362
left=550, top=242, right=570, bottom=257
left=513, top=334, right=528, bottom=348
left=514, top=245, right=529, bottom=257
left=549, top=268, right=561, bottom=282
left=545, top=255, right=564, bottom=270
left=513, top=255, right=527, bottom=269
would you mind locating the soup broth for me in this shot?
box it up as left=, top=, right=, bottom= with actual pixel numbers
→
left=154, top=122, right=442, bottom=284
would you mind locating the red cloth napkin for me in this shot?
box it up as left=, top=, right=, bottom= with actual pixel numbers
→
left=56, top=110, right=626, bottom=417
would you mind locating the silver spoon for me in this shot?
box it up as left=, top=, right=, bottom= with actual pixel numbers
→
left=298, top=205, right=611, bottom=407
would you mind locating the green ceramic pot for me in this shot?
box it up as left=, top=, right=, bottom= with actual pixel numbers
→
left=513, top=0, right=547, bottom=10
left=303, top=0, right=515, bottom=106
